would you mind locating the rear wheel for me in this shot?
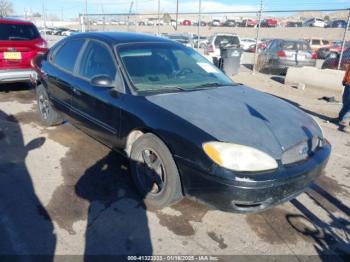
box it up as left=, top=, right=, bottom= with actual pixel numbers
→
left=36, top=84, right=63, bottom=126
left=130, top=133, right=183, bottom=208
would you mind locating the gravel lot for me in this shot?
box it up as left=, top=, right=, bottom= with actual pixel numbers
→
left=0, top=66, right=349, bottom=260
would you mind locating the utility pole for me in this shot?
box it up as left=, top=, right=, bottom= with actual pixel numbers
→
left=85, top=0, right=88, bottom=32
left=338, top=9, right=350, bottom=70
left=127, top=1, right=134, bottom=32
left=253, top=0, right=263, bottom=75
left=175, top=0, right=179, bottom=31
left=157, top=0, right=160, bottom=35
left=197, top=0, right=202, bottom=50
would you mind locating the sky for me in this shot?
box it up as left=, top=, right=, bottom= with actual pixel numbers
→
left=10, top=0, right=350, bottom=20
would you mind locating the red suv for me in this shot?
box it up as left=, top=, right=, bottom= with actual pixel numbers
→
left=0, top=18, right=48, bottom=84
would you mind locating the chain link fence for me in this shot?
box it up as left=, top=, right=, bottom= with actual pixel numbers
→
left=76, top=2, right=350, bottom=76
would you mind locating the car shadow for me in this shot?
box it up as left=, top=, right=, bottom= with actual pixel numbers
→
left=0, top=110, right=56, bottom=259
left=75, top=151, right=153, bottom=260
left=286, top=182, right=350, bottom=259
left=271, top=94, right=336, bottom=123
left=271, top=76, right=285, bottom=84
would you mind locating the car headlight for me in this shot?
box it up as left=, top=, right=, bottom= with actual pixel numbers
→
left=203, top=142, right=278, bottom=172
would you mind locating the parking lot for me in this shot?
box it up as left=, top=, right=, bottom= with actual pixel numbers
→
left=0, top=62, right=349, bottom=260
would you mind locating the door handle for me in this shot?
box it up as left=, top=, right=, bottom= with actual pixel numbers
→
left=72, top=87, right=81, bottom=96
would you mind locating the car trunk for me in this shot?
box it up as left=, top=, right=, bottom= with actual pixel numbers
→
left=279, top=41, right=313, bottom=66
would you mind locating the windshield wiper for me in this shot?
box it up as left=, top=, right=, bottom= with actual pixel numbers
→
left=192, top=82, right=238, bottom=89
left=161, top=85, right=187, bottom=91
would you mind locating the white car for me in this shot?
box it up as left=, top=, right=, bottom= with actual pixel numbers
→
left=204, top=33, right=241, bottom=62
left=240, top=38, right=259, bottom=51
left=61, top=30, right=78, bottom=36
left=303, top=18, right=326, bottom=28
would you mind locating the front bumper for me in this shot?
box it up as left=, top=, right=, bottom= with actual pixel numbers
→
left=176, top=142, right=331, bottom=213
left=0, top=69, right=37, bottom=84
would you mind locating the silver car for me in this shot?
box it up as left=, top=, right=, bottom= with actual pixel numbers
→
left=257, top=39, right=316, bottom=73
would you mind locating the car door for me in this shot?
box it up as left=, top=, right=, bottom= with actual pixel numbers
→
left=70, top=39, right=123, bottom=149
left=45, top=38, right=86, bottom=115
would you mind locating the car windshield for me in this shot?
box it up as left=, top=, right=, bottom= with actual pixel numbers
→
left=0, top=23, right=40, bottom=40
left=118, top=43, right=235, bottom=93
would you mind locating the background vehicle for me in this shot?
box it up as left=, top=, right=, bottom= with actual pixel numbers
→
left=204, top=33, right=241, bottom=62
left=285, top=21, right=302, bottom=27
left=257, top=39, right=316, bottom=73
left=166, top=34, right=194, bottom=48
left=307, top=38, right=330, bottom=52
left=61, top=29, right=79, bottom=36
left=181, top=20, right=192, bottom=26
left=326, top=20, right=348, bottom=28
left=193, top=36, right=208, bottom=48
left=209, top=19, right=221, bottom=27
left=223, top=19, right=236, bottom=27
left=303, top=18, right=326, bottom=28
left=317, top=41, right=350, bottom=59
left=322, top=47, right=350, bottom=70
left=260, top=19, right=278, bottom=27
left=240, top=19, right=257, bottom=27
left=34, top=32, right=330, bottom=213
left=0, top=18, right=48, bottom=84
left=240, top=38, right=258, bottom=51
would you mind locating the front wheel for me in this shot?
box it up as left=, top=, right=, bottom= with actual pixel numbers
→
left=36, top=84, right=63, bottom=126
left=130, top=133, right=183, bottom=208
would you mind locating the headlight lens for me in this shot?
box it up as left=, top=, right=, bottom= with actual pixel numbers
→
left=203, top=142, right=278, bottom=172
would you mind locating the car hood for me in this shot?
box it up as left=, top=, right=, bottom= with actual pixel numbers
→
left=146, top=85, right=322, bottom=159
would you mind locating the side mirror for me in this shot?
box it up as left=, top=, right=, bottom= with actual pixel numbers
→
left=91, top=75, right=113, bottom=88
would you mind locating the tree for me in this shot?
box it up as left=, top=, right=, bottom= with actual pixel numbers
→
left=0, top=0, right=14, bottom=17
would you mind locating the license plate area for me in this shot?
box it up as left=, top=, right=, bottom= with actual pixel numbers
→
left=4, top=52, right=22, bottom=60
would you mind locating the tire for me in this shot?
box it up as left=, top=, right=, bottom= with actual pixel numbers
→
left=36, top=84, right=63, bottom=126
left=130, top=133, right=183, bottom=208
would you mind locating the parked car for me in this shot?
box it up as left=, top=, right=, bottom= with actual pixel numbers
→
left=192, top=21, right=207, bottom=27
left=257, top=39, right=316, bottom=73
left=166, top=34, right=194, bottom=48
left=240, top=38, right=258, bottom=51
left=260, top=18, right=278, bottom=27
left=181, top=20, right=192, bottom=26
left=240, top=19, right=257, bottom=27
left=317, top=41, right=350, bottom=59
left=33, top=32, right=331, bottom=212
left=285, top=21, right=302, bottom=27
left=223, top=19, right=236, bottom=27
left=322, top=47, right=350, bottom=70
left=0, top=18, right=48, bottom=84
left=61, top=29, right=79, bottom=36
left=209, top=19, right=221, bottom=27
left=248, top=38, right=272, bottom=53
left=326, top=20, right=348, bottom=28
left=193, top=36, right=208, bottom=48
left=307, top=38, right=330, bottom=52
left=303, top=18, right=326, bottom=28
left=204, top=33, right=241, bottom=62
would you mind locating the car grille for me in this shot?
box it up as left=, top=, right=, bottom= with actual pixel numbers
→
left=281, top=137, right=322, bottom=165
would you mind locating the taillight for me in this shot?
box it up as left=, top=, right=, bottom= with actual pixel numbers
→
left=277, top=50, right=286, bottom=57
left=207, top=44, right=214, bottom=53
left=35, top=40, right=48, bottom=49
left=312, top=52, right=317, bottom=59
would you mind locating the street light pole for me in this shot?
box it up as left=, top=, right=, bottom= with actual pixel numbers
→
left=253, top=0, right=264, bottom=75
left=338, top=9, right=350, bottom=70
left=175, top=0, right=179, bottom=31
left=157, top=0, right=160, bottom=35
left=85, top=0, right=88, bottom=32
left=197, top=0, right=202, bottom=50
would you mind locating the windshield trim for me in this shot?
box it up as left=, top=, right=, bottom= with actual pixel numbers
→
left=114, top=41, right=235, bottom=96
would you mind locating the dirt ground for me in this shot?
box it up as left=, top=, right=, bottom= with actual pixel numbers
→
left=0, top=66, right=349, bottom=260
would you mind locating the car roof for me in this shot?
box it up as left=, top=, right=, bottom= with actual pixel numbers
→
left=0, top=17, right=34, bottom=25
left=69, top=31, right=175, bottom=45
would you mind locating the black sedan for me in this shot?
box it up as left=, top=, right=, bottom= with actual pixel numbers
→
left=33, top=32, right=331, bottom=213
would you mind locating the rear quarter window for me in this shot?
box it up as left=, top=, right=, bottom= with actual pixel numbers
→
left=0, top=23, right=40, bottom=40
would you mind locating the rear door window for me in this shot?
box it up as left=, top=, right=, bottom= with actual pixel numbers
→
left=312, top=40, right=321, bottom=45
left=0, top=23, right=40, bottom=40
left=54, top=39, right=85, bottom=73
